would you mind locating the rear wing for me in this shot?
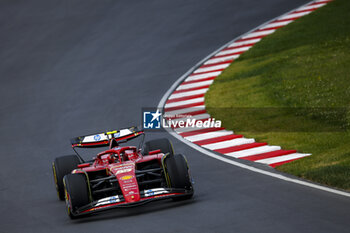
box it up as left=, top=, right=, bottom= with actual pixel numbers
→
left=71, top=126, right=144, bottom=148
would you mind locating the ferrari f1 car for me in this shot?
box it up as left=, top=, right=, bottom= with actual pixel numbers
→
left=52, top=126, right=194, bottom=218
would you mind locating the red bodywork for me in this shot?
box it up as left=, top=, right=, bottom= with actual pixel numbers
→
left=75, top=147, right=164, bottom=202
left=64, top=128, right=193, bottom=217
left=70, top=146, right=189, bottom=216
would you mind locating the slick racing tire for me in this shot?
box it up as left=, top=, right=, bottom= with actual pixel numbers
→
left=52, top=155, right=80, bottom=200
left=143, top=138, right=174, bottom=156
left=63, top=173, right=90, bottom=219
left=164, top=154, right=193, bottom=200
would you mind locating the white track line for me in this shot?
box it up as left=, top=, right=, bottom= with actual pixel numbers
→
left=168, top=88, right=209, bottom=99
left=297, top=3, right=326, bottom=11
left=185, top=130, right=234, bottom=142
left=165, top=106, right=206, bottom=116
left=260, top=20, right=293, bottom=30
left=279, top=11, right=311, bottom=20
left=216, top=46, right=252, bottom=56
left=183, top=77, right=215, bottom=84
left=185, top=71, right=222, bottom=81
left=226, top=145, right=281, bottom=158
left=228, top=38, right=261, bottom=48
left=204, top=54, right=240, bottom=65
left=256, top=153, right=311, bottom=164
left=176, top=80, right=213, bottom=90
left=203, top=138, right=255, bottom=150
left=165, top=97, right=204, bottom=108
left=193, top=64, right=230, bottom=73
left=241, top=29, right=275, bottom=39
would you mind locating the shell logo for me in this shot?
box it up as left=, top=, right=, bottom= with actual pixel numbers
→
left=121, top=175, right=133, bottom=180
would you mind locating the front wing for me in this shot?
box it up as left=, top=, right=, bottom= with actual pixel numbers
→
left=71, top=188, right=193, bottom=217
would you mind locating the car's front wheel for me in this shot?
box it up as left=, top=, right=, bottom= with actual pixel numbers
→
left=52, top=155, right=80, bottom=200
left=164, top=153, right=193, bottom=200
left=63, top=173, right=91, bottom=219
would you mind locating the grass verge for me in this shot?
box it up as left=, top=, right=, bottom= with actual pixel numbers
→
left=205, top=0, right=350, bottom=191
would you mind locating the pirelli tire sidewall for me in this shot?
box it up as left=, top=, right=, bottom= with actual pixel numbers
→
left=52, top=155, right=81, bottom=200
left=164, top=154, right=193, bottom=199
left=63, top=173, right=90, bottom=219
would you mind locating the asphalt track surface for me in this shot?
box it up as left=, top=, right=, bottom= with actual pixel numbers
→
left=0, top=0, right=349, bottom=232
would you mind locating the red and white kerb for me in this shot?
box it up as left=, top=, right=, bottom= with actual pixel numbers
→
left=164, top=0, right=332, bottom=167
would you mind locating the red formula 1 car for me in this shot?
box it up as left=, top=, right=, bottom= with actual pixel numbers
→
left=52, top=126, right=194, bottom=218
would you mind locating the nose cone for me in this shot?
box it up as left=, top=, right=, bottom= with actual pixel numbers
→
left=119, top=175, right=140, bottom=202
left=109, top=163, right=141, bottom=203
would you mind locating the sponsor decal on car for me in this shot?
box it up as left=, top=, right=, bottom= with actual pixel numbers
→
left=109, top=196, right=118, bottom=203
left=121, top=175, right=133, bottom=180
left=81, top=133, right=108, bottom=143
left=145, top=190, right=154, bottom=196
left=95, top=195, right=121, bottom=207
left=143, top=188, right=169, bottom=197
left=93, top=134, right=101, bottom=141
left=116, top=168, right=132, bottom=174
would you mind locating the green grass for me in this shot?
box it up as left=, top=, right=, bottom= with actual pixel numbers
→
left=205, top=0, right=350, bottom=191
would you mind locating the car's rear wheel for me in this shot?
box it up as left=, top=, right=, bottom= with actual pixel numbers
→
left=63, top=173, right=90, bottom=219
left=164, top=154, right=193, bottom=200
left=143, top=138, right=174, bottom=156
left=52, top=155, right=80, bottom=200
